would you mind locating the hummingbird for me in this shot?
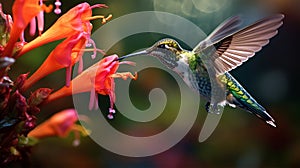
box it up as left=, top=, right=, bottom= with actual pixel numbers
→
left=118, top=14, right=284, bottom=127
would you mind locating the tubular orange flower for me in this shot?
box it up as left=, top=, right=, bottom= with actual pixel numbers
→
left=46, top=55, right=137, bottom=119
left=3, top=0, right=52, bottom=57
left=17, top=2, right=111, bottom=57
left=21, top=31, right=104, bottom=91
left=28, top=109, right=88, bottom=146
left=21, top=2, right=111, bottom=91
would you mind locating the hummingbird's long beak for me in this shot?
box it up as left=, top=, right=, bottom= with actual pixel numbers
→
left=117, top=50, right=148, bottom=61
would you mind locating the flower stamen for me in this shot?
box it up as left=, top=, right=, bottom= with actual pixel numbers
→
left=110, top=72, right=138, bottom=80
left=90, top=4, right=108, bottom=9
left=84, top=14, right=112, bottom=24
left=105, top=71, right=137, bottom=119
left=41, top=4, right=53, bottom=13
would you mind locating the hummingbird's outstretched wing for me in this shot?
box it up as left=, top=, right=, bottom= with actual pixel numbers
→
left=193, top=14, right=284, bottom=75
left=193, top=15, right=242, bottom=52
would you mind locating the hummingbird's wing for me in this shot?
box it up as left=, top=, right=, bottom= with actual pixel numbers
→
left=193, top=15, right=242, bottom=52
left=193, top=14, right=284, bottom=75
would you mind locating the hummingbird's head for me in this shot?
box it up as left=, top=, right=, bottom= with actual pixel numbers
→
left=119, top=38, right=185, bottom=69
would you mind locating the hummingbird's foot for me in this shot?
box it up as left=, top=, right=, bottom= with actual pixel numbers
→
left=207, top=101, right=226, bottom=114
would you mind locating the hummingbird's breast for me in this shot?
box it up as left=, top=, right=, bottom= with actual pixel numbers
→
left=172, top=55, right=212, bottom=98
left=172, top=59, right=194, bottom=88
left=164, top=51, right=221, bottom=100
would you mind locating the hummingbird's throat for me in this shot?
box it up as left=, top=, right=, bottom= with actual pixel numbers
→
left=151, top=50, right=178, bottom=69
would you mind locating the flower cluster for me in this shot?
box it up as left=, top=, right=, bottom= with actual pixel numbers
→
left=0, top=1, right=136, bottom=165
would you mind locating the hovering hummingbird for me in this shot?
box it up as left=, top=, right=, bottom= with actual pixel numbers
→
left=118, top=14, right=284, bottom=127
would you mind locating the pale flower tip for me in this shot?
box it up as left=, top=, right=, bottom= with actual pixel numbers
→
left=86, top=43, right=92, bottom=47
left=54, top=1, right=62, bottom=7
left=72, top=139, right=80, bottom=146
left=107, top=113, right=114, bottom=120
left=54, top=8, right=61, bottom=14
left=108, top=108, right=116, bottom=119
left=109, top=108, right=116, bottom=114
left=91, top=53, right=96, bottom=59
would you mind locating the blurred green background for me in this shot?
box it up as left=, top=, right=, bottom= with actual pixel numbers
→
left=1, top=0, right=300, bottom=167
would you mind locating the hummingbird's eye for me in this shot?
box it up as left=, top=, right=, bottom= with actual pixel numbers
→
left=157, top=43, right=172, bottom=50
left=157, top=44, right=167, bottom=49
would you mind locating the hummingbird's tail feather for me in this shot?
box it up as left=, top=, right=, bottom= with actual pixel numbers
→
left=225, top=74, right=276, bottom=127
left=235, top=97, right=276, bottom=127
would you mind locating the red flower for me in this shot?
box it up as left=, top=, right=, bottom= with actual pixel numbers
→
left=21, top=31, right=104, bottom=91
left=21, top=3, right=112, bottom=91
left=3, top=0, right=52, bottom=57
left=46, top=55, right=137, bottom=119
left=93, top=55, right=137, bottom=119
left=17, top=2, right=111, bottom=57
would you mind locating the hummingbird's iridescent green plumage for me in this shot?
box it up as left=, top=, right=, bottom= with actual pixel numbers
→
left=119, top=14, right=284, bottom=127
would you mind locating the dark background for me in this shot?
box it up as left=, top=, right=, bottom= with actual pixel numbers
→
left=1, top=0, right=300, bottom=167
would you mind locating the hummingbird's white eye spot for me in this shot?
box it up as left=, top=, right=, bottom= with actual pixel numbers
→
left=164, top=44, right=170, bottom=49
